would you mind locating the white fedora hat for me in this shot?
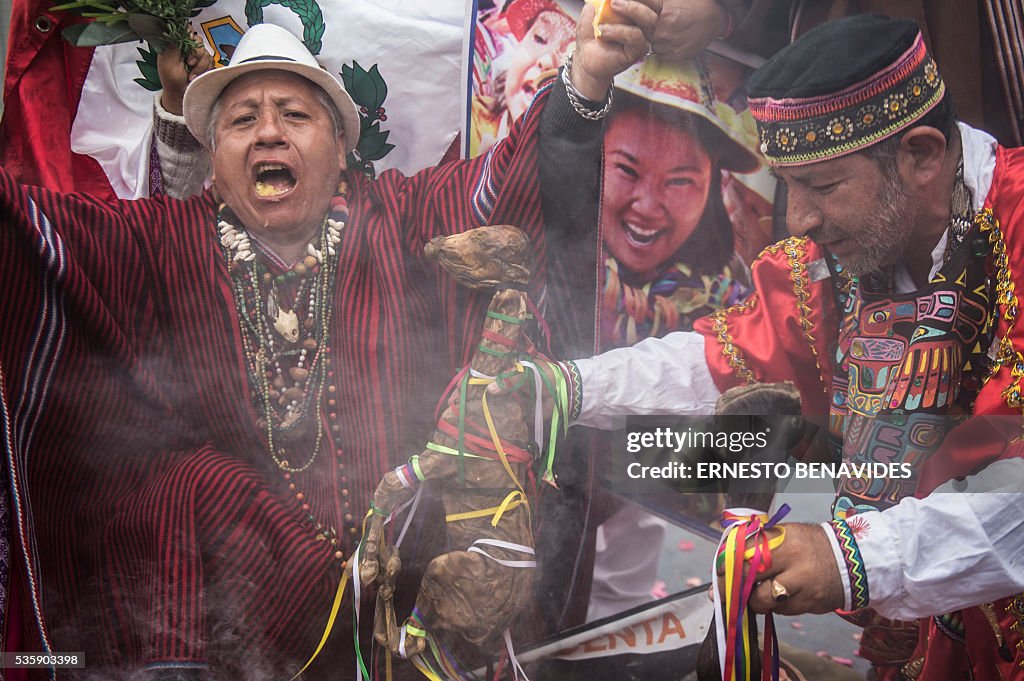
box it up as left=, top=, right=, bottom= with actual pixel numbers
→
left=183, top=23, right=360, bottom=154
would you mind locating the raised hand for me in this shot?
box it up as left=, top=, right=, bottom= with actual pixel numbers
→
left=650, top=0, right=732, bottom=61
left=570, top=0, right=663, bottom=101
left=157, top=32, right=214, bottom=116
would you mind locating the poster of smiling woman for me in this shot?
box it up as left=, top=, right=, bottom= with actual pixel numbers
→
left=467, top=0, right=776, bottom=351
left=464, top=0, right=779, bottom=639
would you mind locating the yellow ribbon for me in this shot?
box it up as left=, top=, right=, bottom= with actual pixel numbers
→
left=718, top=512, right=787, bottom=680
left=481, top=389, right=524, bottom=492
left=288, top=569, right=349, bottom=681
left=715, top=524, right=786, bottom=571
left=411, top=657, right=443, bottom=681
left=444, top=490, right=527, bottom=526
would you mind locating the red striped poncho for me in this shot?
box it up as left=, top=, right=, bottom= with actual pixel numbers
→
left=0, top=84, right=555, bottom=679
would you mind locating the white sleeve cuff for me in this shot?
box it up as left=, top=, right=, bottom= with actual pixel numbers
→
left=153, top=93, right=211, bottom=199
left=851, top=457, right=1024, bottom=619
left=820, top=521, right=853, bottom=612
left=848, top=510, right=903, bottom=616
left=572, top=332, right=721, bottom=430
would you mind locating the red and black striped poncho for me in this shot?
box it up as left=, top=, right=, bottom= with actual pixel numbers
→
left=0, top=84, right=557, bottom=680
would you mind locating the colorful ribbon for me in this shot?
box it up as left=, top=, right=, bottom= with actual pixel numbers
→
left=288, top=569, right=349, bottom=681
left=345, top=301, right=571, bottom=681
left=712, top=505, right=790, bottom=681
left=519, top=359, right=568, bottom=486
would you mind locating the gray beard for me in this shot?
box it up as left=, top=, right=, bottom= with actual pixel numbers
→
left=838, top=171, right=917, bottom=278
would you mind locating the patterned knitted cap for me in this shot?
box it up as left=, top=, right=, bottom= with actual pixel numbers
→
left=746, top=15, right=946, bottom=166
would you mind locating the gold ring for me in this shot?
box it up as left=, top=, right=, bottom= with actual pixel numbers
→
left=770, top=580, right=790, bottom=602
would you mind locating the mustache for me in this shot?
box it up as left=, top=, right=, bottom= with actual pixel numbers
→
left=806, top=225, right=845, bottom=245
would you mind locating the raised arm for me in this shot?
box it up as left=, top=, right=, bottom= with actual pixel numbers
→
left=571, top=331, right=721, bottom=429
left=0, top=165, right=214, bottom=362
left=397, top=0, right=663, bottom=251
left=153, top=41, right=214, bottom=199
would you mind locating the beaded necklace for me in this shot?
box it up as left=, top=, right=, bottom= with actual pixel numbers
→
left=219, top=183, right=350, bottom=561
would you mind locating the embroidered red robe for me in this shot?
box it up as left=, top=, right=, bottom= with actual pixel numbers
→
left=694, top=144, right=1024, bottom=680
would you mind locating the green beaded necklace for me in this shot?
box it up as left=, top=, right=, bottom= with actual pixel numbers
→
left=219, top=188, right=347, bottom=474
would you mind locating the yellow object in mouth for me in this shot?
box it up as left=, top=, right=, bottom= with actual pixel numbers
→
left=255, top=180, right=289, bottom=197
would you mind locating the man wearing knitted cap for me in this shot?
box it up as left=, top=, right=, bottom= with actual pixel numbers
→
left=0, top=4, right=661, bottom=679
left=541, top=14, right=1024, bottom=680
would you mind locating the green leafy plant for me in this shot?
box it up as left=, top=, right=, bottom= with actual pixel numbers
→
left=55, top=0, right=216, bottom=56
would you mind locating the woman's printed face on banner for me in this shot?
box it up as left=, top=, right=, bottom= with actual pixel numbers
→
left=504, top=10, right=576, bottom=119
left=601, top=107, right=713, bottom=280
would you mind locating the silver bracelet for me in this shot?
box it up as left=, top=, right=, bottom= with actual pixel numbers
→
left=561, top=50, right=613, bottom=121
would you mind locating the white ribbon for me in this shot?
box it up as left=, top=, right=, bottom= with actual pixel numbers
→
left=395, top=464, right=414, bottom=490
left=394, top=486, right=424, bottom=549
left=352, top=540, right=366, bottom=680
left=398, top=624, right=410, bottom=659
left=517, top=360, right=547, bottom=455
left=466, top=538, right=537, bottom=569
left=503, top=629, right=530, bottom=681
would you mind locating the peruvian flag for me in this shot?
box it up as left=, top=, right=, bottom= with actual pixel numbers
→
left=1, top=0, right=472, bottom=198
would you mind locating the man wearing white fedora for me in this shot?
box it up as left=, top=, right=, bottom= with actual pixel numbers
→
left=0, top=5, right=659, bottom=679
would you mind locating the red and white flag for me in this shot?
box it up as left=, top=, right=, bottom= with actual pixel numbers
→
left=2, top=0, right=471, bottom=197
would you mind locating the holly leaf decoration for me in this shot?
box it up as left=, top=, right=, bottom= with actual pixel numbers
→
left=133, top=44, right=162, bottom=91
left=357, top=124, right=394, bottom=161
left=340, top=60, right=395, bottom=178
left=244, top=0, right=326, bottom=55
left=341, top=62, right=387, bottom=112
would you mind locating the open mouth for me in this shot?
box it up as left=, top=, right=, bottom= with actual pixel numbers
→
left=622, top=221, right=663, bottom=246
left=253, top=163, right=296, bottom=198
